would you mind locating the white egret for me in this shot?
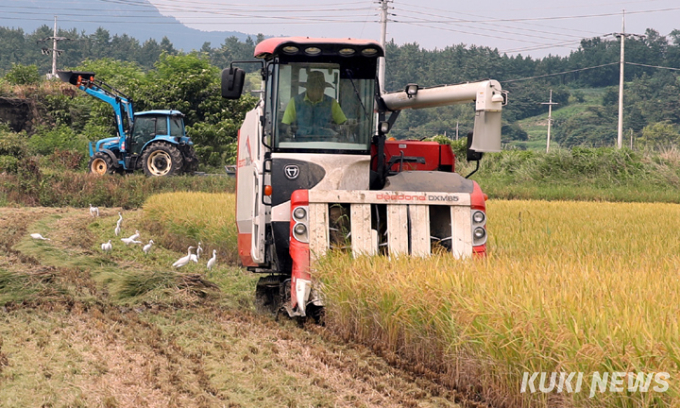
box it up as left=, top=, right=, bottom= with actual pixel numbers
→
left=129, top=230, right=140, bottom=240
left=101, top=240, right=112, bottom=252
left=89, top=204, right=99, bottom=217
left=196, top=242, right=203, bottom=258
left=206, top=250, right=217, bottom=270
left=30, top=233, right=50, bottom=241
left=121, top=236, right=141, bottom=245
left=172, top=246, right=195, bottom=268
left=142, top=240, right=154, bottom=254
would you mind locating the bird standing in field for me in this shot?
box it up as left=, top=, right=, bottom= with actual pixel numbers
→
left=206, top=250, right=217, bottom=270
left=30, top=233, right=50, bottom=241
left=196, top=242, right=203, bottom=258
left=143, top=240, right=154, bottom=254
left=89, top=204, right=99, bottom=217
left=173, top=246, right=195, bottom=268
left=101, top=240, right=112, bottom=252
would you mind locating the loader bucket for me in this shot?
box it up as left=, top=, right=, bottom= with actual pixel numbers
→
left=56, top=70, right=96, bottom=86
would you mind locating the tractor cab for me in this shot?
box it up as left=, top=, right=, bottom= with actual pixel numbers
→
left=128, top=111, right=188, bottom=156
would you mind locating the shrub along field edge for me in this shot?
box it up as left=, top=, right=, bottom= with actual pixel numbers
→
left=0, top=169, right=235, bottom=208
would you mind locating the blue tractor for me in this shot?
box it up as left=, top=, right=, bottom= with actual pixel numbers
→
left=57, top=70, right=199, bottom=176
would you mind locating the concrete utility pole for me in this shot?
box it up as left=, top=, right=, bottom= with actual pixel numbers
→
left=38, top=16, right=70, bottom=79
left=606, top=10, right=644, bottom=149
left=541, top=89, right=558, bottom=153
left=377, top=0, right=390, bottom=95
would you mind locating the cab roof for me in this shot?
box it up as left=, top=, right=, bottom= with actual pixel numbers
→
left=254, top=37, right=384, bottom=59
left=136, top=110, right=185, bottom=117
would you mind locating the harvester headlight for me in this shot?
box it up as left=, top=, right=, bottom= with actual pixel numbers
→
left=294, top=223, right=307, bottom=236
left=339, top=48, right=356, bottom=56
left=472, top=210, right=486, bottom=224
left=282, top=46, right=299, bottom=55
left=293, top=207, right=307, bottom=221
left=361, top=48, right=379, bottom=56
left=305, top=47, right=322, bottom=56
left=473, top=227, right=486, bottom=240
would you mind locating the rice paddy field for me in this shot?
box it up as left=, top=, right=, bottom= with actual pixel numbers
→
left=316, top=200, right=680, bottom=408
left=142, top=192, right=680, bottom=407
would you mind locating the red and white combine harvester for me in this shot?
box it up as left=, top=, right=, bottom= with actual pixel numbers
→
left=222, top=37, right=507, bottom=320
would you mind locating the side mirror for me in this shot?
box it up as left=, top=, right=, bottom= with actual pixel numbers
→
left=221, top=67, right=246, bottom=99
left=466, top=131, right=484, bottom=162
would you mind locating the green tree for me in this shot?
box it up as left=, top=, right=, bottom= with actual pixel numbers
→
left=640, top=121, right=680, bottom=149
left=4, top=63, right=41, bottom=85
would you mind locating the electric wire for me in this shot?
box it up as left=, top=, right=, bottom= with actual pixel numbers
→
left=625, top=62, right=680, bottom=71
left=501, top=62, right=619, bottom=83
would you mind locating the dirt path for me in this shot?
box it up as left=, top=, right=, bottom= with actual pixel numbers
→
left=0, top=207, right=479, bottom=408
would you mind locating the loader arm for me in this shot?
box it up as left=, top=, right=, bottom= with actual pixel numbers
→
left=57, top=70, right=135, bottom=147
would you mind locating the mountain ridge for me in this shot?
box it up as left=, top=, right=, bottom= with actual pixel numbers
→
left=2, top=0, right=257, bottom=51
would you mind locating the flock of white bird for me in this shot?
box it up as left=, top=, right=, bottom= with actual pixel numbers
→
left=31, top=204, right=217, bottom=271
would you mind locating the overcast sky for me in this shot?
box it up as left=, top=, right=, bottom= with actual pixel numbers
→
left=147, top=0, right=680, bottom=58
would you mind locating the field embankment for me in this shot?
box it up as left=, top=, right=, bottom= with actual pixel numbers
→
left=453, top=146, right=680, bottom=203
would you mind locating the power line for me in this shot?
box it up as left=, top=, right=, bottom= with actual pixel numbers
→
left=626, top=61, right=680, bottom=71
left=393, top=11, right=578, bottom=44
left=394, top=8, right=592, bottom=41
left=500, top=62, right=619, bottom=83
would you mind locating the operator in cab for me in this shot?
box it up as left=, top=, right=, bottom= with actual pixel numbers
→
left=281, top=70, right=347, bottom=138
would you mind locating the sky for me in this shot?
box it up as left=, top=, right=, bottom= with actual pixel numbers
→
left=145, top=0, right=680, bottom=58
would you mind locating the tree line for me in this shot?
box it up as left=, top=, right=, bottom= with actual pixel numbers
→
left=1, top=24, right=680, bottom=150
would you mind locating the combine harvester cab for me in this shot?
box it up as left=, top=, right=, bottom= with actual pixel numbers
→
left=222, top=37, right=506, bottom=319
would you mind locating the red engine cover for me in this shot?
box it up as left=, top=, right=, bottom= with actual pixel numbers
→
left=371, top=140, right=455, bottom=173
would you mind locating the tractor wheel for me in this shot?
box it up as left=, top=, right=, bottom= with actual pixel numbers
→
left=181, top=146, right=199, bottom=174
left=141, top=142, right=183, bottom=177
left=88, top=152, right=115, bottom=175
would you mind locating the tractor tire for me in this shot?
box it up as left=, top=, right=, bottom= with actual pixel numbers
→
left=181, top=145, right=199, bottom=174
left=141, top=142, right=184, bottom=177
left=88, top=152, right=116, bottom=175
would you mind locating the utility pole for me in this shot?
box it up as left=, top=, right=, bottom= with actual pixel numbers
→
left=541, top=89, right=558, bottom=153
left=605, top=11, right=644, bottom=149
left=38, top=16, right=70, bottom=79
left=630, top=129, right=633, bottom=149
left=377, top=0, right=390, bottom=95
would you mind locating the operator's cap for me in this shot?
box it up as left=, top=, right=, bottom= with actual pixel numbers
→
left=306, top=71, right=332, bottom=89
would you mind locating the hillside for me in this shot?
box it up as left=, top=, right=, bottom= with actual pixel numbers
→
left=513, top=88, right=609, bottom=151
